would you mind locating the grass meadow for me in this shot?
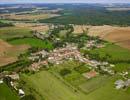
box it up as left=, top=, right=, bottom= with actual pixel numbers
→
left=89, top=44, right=130, bottom=62
left=0, top=83, right=19, bottom=100
left=8, top=37, right=54, bottom=50
left=21, top=70, right=130, bottom=100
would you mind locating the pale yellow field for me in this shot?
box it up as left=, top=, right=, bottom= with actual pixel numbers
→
left=73, top=25, right=130, bottom=49
left=0, top=13, right=59, bottom=21
left=106, top=7, right=130, bottom=11
left=15, top=23, right=49, bottom=32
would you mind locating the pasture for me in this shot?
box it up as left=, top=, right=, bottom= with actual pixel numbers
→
left=51, top=60, right=130, bottom=100
left=21, top=69, right=130, bottom=100
left=21, top=71, right=88, bottom=100
left=89, top=44, right=130, bottom=62
left=8, top=37, right=54, bottom=50
left=50, top=61, right=89, bottom=86
left=86, top=76, right=130, bottom=100
left=113, top=63, right=130, bottom=73
left=79, top=75, right=109, bottom=94
left=0, top=83, right=19, bottom=100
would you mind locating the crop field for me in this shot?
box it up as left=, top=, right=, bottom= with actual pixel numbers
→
left=103, top=28, right=130, bottom=49
left=21, top=71, right=88, bottom=100
left=0, top=27, right=32, bottom=40
left=86, top=76, right=130, bottom=100
left=8, top=37, right=54, bottom=50
left=15, top=23, right=49, bottom=32
left=21, top=70, right=130, bottom=100
left=73, top=25, right=130, bottom=50
left=0, top=39, right=29, bottom=66
left=79, top=75, right=109, bottom=94
left=2, top=13, right=60, bottom=21
left=0, top=83, right=19, bottom=100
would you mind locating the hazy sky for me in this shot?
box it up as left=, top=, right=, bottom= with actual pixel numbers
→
left=0, top=0, right=130, bottom=3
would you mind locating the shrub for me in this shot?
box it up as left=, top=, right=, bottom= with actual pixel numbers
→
left=74, top=65, right=90, bottom=74
left=60, top=68, right=71, bottom=76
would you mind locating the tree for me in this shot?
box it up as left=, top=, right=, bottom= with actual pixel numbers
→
left=3, top=76, right=12, bottom=87
left=60, top=68, right=71, bottom=76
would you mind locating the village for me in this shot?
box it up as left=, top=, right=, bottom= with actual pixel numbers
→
left=0, top=24, right=130, bottom=100
left=28, top=25, right=130, bottom=91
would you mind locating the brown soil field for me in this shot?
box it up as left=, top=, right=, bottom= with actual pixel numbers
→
left=15, top=23, right=49, bottom=32
left=103, top=28, right=130, bottom=49
left=0, top=13, right=59, bottom=21
left=73, top=25, right=130, bottom=49
left=0, top=39, right=30, bottom=66
left=0, top=56, right=17, bottom=67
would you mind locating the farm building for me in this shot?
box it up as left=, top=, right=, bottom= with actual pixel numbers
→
left=82, top=70, right=97, bottom=79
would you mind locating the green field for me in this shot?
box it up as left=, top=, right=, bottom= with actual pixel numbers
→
left=21, top=70, right=130, bottom=100
left=0, top=83, right=19, bottom=100
left=0, top=27, right=32, bottom=40
left=20, top=61, right=130, bottom=100
left=79, top=75, right=109, bottom=94
left=86, top=76, right=130, bottom=100
left=8, top=37, right=54, bottom=49
left=21, top=71, right=88, bottom=100
left=88, top=43, right=130, bottom=74
left=89, top=44, right=130, bottom=62
left=50, top=61, right=89, bottom=86
left=113, top=63, right=130, bottom=73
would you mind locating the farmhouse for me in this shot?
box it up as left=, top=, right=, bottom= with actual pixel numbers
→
left=82, top=70, right=97, bottom=79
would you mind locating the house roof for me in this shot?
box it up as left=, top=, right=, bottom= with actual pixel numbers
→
left=83, top=70, right=97, bottom=79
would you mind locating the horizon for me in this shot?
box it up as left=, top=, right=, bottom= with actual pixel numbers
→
left=0, top=0, right=130, bottom=4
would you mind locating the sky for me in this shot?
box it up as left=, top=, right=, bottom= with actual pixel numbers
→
left=0, top=0, right=130, bottom=4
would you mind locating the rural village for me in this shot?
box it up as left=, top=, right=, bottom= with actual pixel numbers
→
left=0, top=24, right=130, bottom=100
left=1, top=3, right=130, bottom=100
